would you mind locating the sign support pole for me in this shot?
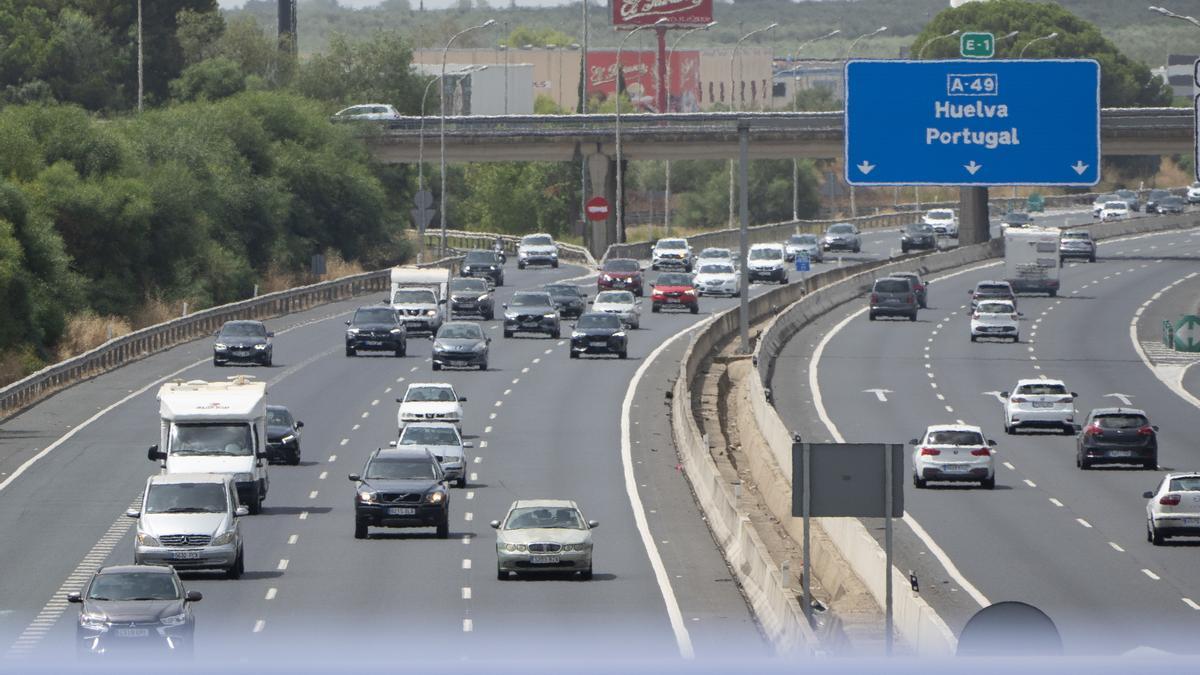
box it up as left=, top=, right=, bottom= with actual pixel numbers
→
left=802, top=442, right=812, bottom=622
left=655, top=27, right=669, bottom=113
left=884, top=443, right=894, bottom=656
left=959, top=186, right=990, bottom=245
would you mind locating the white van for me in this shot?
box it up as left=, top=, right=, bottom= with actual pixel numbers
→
left=149, top=376, right=269, bottom=514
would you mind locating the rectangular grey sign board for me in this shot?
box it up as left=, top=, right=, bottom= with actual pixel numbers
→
left=792, top=443, right=905, bottom=518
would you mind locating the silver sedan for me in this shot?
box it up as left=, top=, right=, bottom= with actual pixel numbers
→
left=591, top=290, right=641, bottom=329
left=492, top=499, right=597, bottom=580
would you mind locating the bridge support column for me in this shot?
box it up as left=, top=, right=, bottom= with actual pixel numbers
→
left=586, top=149, right=618, bottom=258
left=959, top=186, right=990, bottom=246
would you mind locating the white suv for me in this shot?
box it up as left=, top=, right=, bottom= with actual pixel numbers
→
left=517, top=234, right=559, bottom=269
left=1144, top=473, right=1200, bottom=545
left=651, top=238, right=694, bottom=271
left=746, top=243, right=788, bottom=284
left=396, top=383, right=465, bottom=433
left=1187, top=182, right=1200, bottom=204
left=1001, top=378, right=1077, bottom=435
left=922, top=209, right=959, bottom=237
left=911, top=424, right=996, bottom=489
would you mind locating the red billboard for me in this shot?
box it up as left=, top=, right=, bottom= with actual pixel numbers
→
left=586, top=50, right=701, bottom=113
left=612, top=0, right=714, bottom=27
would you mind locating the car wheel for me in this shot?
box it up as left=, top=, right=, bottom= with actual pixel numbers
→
left=651, top=304, right=661, bottom=313
left=455, top=476, right=467, bottom=489
left=248, top=485, right=262, bottom=515
left=518, top=261, right=526, bottom=269
left=1144, top=458, right=1158, bottom=470
left=432, top=362, right=442, bottom=371
left=901, top=245, right=909, bottom=253
left=436, top=516, right=450, bottom=539
left=619, top=350, right=628, bottom=360
left=213, top=358, right=223, bottom=367
left=1149, top=520, right=1165, bottom=546
left=552, top=260, right=559, bottom=268
left=345, top=347, right=355, bottom=357
left=569, top=350, right=578, bottom=359
left=913, top=475, right=927, bottom=489
left=479, top=360, right=488, bottom=372
left=868, top=312, right=876, bottom=321
left=1003, top=423, right=1014, bottom=435
left=226, top=549, right=244, bottom=580
left=636, top=287, right=644, bottom=297
left=579, top=566, right=593, bottom=581
left=909, top=311, right=918, bottom=322
left=354, top=519, right=368, bottom=540
left=1048, top=290, right=1057, bottom=297
left=1062, top=424, right=1075, bottom=436
left=651, top=263, right=659, bottom=271
left=551, top=328, right=561, bottom=339
left=1079, top=456, right=1091, bottom=470
left=497, top=567, right=508, bottom=580
left=690, top=304, right=699, bottom=315
left=288, top=449, right=301, bottom=466
left=980, top=477, right=995, bottom=490
left=485, top=310, right=494, bottom=320
left=503, top=330, right=513, bottom=338
left=1089, top=255, right=1096, bottom=263
left=394, top=346, right=405, bottom=357
left=853, top=245, right=861, bottom=253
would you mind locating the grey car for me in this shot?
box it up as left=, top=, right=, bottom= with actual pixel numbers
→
left=393, top=422, right=472, bottom=488
left=503, top=291, right=561, bottom=338
left=70, top=565, right=201, bottom=658
left=213, top=320, right=273, bottom=367
left=785, top=234, right=823, bottom=262
left=128, top=473, right=247, bottom=579
left=492, top=499, right=598, bottom=580
left=448, top=278, right=495, bottom=320
left=899, top=223, right=937, bottom=253
left=822, top=223, right=862, bottom=253
left=869, top=276, right=918, bottom=321
left=432, top=321, right=490, bottom=371
left=1059, top=231, right=1096, bottom=263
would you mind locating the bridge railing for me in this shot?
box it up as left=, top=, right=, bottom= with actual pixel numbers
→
left=421, top=230, right=597, bottom=268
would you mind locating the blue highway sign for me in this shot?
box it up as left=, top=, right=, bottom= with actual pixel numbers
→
left=845, top=60, right=1100, bottom=187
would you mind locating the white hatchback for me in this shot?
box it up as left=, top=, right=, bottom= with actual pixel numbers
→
left=1001, top=378, right=1077, bottom=434
left=911, top=424, right=996, bottom=489
left=1100, top=201, right=1130, bottom=221
left=694, top=262, right=740, bottom=297
left=922, top=209, right=959, bottom=237
left=1145, top=473, right=1200, bottom=545
left=970, top=300, right=1021, bottom=342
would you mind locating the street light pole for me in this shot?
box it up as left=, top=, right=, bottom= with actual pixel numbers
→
left=1018, top=31, right=1059, bottom=58
left=844, top=26, right=886, bottom=218
left=917, top=28, right=960, bottom=60
left=441, top=19, right=495, bottom=256
left=790, top=29, right=840, bottom=220
left=417, top=75, right=441, bottom=264
left=616, top=18, right=668, bottom=244
left=1150, top=5, right=1200, bottom=28
left=663, top=21, right=716, bottom=237
left=136, top=0, right=143, bottom=112
left=729, top=23, right=778, bottom=227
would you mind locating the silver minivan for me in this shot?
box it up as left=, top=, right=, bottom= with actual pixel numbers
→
left=127, top=473, right=247, bottom=579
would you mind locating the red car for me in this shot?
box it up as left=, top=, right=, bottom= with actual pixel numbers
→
left=597, top=258, right=644, bottom=296
left=651, top=272, right=699, bottom=314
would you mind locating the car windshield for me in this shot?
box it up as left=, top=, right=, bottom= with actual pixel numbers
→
left=828, top=224, right=854, bottom=234
left=450, top=279, right=488, bottom=292
left=1061, top=232, right=1089, bottom=240
left=700, top=264, right=734, bottom=275
left=656, top=273, right=693, bottom=286
left=353, top=308, right=395, bottom=324
left=522, top=235, right=553, bottom=246
left=544, top=285, right=578, bottom=298
left=977, top=285, right=1011, bottom=295
left=145, top=483, right=228, bottom=514
left=464, top=251, right=498, bottom=263
left=169, top=423, right=253, bottom=457
left=511, top=293, right=550, bottom=307
left=392, top=289, right=435, bottom=304
left=438, top=324, right=482, bottom=340
left=789, top=235, right=817, bottom=245
left=906, top=224, right=934, bottom=233
left=700, top=249, right=731, bottom=258
left=595, top=291, right=634, bottom=304
left=1005, top=213, right=1031, bottom=223
left=1094, top=414, right=1149, bottom=429
left=1149, top=190, right=1170, bottom=198
left=749, top=248, right=782, bottom=260
left=604, top=259, right=639, bottom=272
left=87, top=573, right=180, bottom=602
left=977, top=302, right=1015, bottom=314
left=399, top=426, right=460, bottom=446
left=365, top=458, right=438, bottom=480
left=1163, top=197, right=1183, bottom=206
left=927, top=210, right=953, bottom=220
left=874, top=279, right=910, bottom=293
left=1104, top=202, right=1126, bottom=209
left=1116, top=190, right=1135, bottom=198
left=577, top=314, right=620, bottom=330
left=1096, top=194, right=1118, bottom=202
left=406, top=386, right=456, bottom=402
left=505, top=506, right=585, bottom=530
left=657, top=240, right=687, bottom=250
left=219, top=323, right=265, bottom=338
left=1016, top=383, right=1068, bottom=396
left=927, top=430, right=985, bottom=446
left=1168, top=477, right=1200, bottom=492
left=267, top=408, right=292, bottom=426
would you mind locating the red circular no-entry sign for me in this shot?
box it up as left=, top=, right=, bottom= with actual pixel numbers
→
left=585, top=196, right=611, bottom=221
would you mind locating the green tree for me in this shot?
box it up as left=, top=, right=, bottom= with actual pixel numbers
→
left=170, top=56, right=246, bottom=102
left=294, top=31, right=426, bottom=112
left=457, top=162, right=577, bottom=236
left=504, top=25, right=573, bottom=48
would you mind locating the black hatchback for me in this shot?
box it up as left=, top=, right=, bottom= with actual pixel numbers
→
left=900, top=223, right=937, bottom=253
left=70, top=565, right=200, bottom=658
left=1076, top=408, right=1158, bottom=469
left=569, top=313, right=628, bottom=359
left=544, top=283, right=587, bottom=318
left=213, top=320, right=273, bottom=367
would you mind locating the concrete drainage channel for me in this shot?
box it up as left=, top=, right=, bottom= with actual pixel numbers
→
left=671, top=210, right=1200, bottom=656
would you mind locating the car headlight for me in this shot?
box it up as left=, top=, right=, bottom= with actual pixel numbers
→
left=280, top=434, right=296, bottom=445
left=478, top=294, right=490, bottom=302
left=433, top=341, right=446, bottom=351
left=426, top=491, right=445, bottom=504
left=614, top=332, right=626, bottom=338
left=358, top=490, right=377, bottom=503
left=211, top=531, right=236, bottom=546
left=159, top=613, right=188, bottom=627
left=390, top=328, right=404, bottom=334
left=503, top=543, right=528, bottom=552
left=543, top=313, right=557, bottom=319
left=472, top=342, right=488, bottom=352
left=684, top=289, right=697, bottom=296
left=214, top=343, right=227, bottom=350
left=254, top=343, right=267, bottom=350
left=425, top=310, right=437, bottom=317
left=571, top=332, right=584, bottom=339
left=136, top=532, right=160, bottom=546
left=345, top=328, right=359, bottom=335
left=79, top=614, right=109, bottom=631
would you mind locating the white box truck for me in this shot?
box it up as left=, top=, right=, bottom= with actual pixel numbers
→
left=1004, top=227, right=1061, bottom=296
left=389, top=266, right=450, bottom=334
left=148, top=376, right=270, bottom=513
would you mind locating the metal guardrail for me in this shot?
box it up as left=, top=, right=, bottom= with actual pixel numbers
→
left=421, top=230, right=597, bottom=268
left=0, top=256, right=464, bottom=422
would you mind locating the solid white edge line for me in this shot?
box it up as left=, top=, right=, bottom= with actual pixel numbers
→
left=620, top=315, right=715, bottom=660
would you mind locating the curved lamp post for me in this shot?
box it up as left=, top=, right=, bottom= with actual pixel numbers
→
left=1018, top=32, right=1058, bottom=58
left=615, top=17, right=668, bottom=243
left=662, top=21, right=716, bottom=235
left=790, top=29, right=840, bottom=220
left=728, top=23, right=778, bottom=227
left=440, top=19, right=495, bottom=255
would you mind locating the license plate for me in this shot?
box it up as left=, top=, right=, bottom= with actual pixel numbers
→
left=171, top=551, right=201, bottom=560
left=884, top=298, right=899, bottom=304
left=529, top=555, right=560, bottom=564
left=233, top=351, right=250, bottom=357
left=1184, top=519, right=1200, bottom=527
left=1110, top=450, right=1133, bottom=457
left=666, top=298, right=680, bottom=303
left=363, top=340, right=382, bottom=346
left=943, top=464, right=970, bottom=472
left=116, top=628, right=149, bottom=638
left=387, top=507, right=416, bottom=516
left=591, top=339, right=608, bottom=345
left=1031, top=402, right=1054, bottom=408
left=521, top=322, right=539, bottom=328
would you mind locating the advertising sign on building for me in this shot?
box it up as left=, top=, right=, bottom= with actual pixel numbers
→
left=586, top=50, right=700, bottom=112
left=611, top=0, right=714, bottom=27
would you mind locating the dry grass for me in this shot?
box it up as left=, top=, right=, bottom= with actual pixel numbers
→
left=0, top=346, right=42, bottom=387
left=322, top=251, right=365, bottom=280
left=624, top=222, right=719, bottom=244
left=130, top=294, right=183, bottom=330
left=56, top=313, right=133, bottom=361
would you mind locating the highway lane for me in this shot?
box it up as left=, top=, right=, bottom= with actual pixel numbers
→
left=774, top=222, right=1200, bottom=653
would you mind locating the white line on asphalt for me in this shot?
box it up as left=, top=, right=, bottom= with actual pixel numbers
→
left=308, top=491, right=318, bottom=499
left=936, top=394, right=945, bottom=401
left=1184, top=598, right=1200, bottom=611
left=494, top=400, right=503, bottom=408
left=484, top=426, right=492, bottom=433
left=340, top=439, right=348, bottom=446
left=371, top=399, right=379, bottom=406
left=1143, top=569, right=1160, bottom=581
left=944, top=405, right=954, bottom=413
left=544, top=349, right=553, bottom=355
left=532, top=358, right=541, bottom=364
left=469, top=472, right=478, bottom=482
left=478, top=443, right=487, bottom=450
left=474, top=455, right=483, bottom=462
left=462, top=535, right=472, bottom=545
left=328, top=455, right=337, bottom=463
left=489, top=413, right=497, bottom=420
left=521, top=367, right=530, bottom=373
left=1076, top=518, right=1092, bottom=529
left=512, top=378, right=520, bottom=384
left=465, top=512, right=474, bottom=521
left=1049, top=498, right=1064, bottom=507
left=411, top=366, right=419, bottom=372
left=253, top=620, right=266, bottom=633
left=265, top=588, right=277, bottom=601
left=1024, top=479, right=1036, bottom=488
left=462, top=559, right=472, bottom=570
left=360, top=412, right=369, bottom=419
left=277, top=559, right=289, bottom=571
left=318, top=471, right=327, bottom=480
left=299, top=511, right=308, bottom=520
left=1003, top=462, right=1015, bottom=470
left=385, top=387, right=392, bottom=393
left=352, top=424, right=360, bottom=431
left=466, top=491, right=475, bottom=500
left=1109, top=542, right=1124, bottom=552
left=463, top=619, right=474, bottom=633
left=288, top=534, right=298, bottom=545
left=503, top=389, right=511, bottom=396
left=462, top=587, right=472, bottom=600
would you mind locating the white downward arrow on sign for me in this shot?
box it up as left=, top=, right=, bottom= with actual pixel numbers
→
left=1105, top=393, right=1133, bottom=405
left=1072, top=161, right=1089, bottom=175
left=964, top=161, right=982, bottom=175
left=864, top=388, right=893, bottom=402
left=857, top=161, right=876, bottom=175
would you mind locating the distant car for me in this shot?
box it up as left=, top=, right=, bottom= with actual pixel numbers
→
left=129, top=473, right=247, bottom=578
left=503, top=291, right=561, bottom=338
left=868, top=277, right=918, bottom=321
left=651, top=238, right=694, bottom=271
left=970, top=299, right=1020, bottom=342
left=70, top=565, right=200, bottom=658
left=969, top=280, right=1016, bottom=310
left=396, top=382, right=465, bottom=433
left=330, top=104, right=401, bottom=122
left=1157, top=196, right=1186, bottom=214
left=517, top=233, right=559, bottom=269
left=394, top=422, right=471, bottom=488
left=910, top=424, right=996, bottom=489
left=1092, top=193, right=1119, bottom=218
left=1144, top=472, right=1200, bottom=545
left=460, top=250, right=504, bottom=287
left=822, top=223, right=862, bottom=252
left=597, top=258, right=644, bottom=296
left=350, top=448, right=449, bottom=539
left=695, top=247, right=737, bottom=268
left=999, top=212, right=1034, bottom=230
left=1188, top=182, right=1200, bottom=204
left=746, top=243, right=788, bottom=284
left=1114, top=189, right=1140, bottom=212
left=591, top=290, right=641, bottom=329
left=900, top=223, right=937, bottom=253
left=785, top=234, right=823, bottom=263
left=345, top=305, right=407, bottom=357
left=1100, top=200, right=1130, bottom=221
left=1001, top=378, right=1077, bottom=435
left=890, top=271, right=929, bottom=308
left=492, top=499, right=598, bottom=580
left=651, top=272, right=699, bottom=314
left=544, top=283, right=587, bottom=319
left=432, top=321, right=489, bottom=371
left=1059, top=231, right=1096, bottom=263
left=1076, top=408, right=1158, bottom=470
left=266, top=404, right=303, bottom=465
left=448, top=277, right=495, bottom=320
left=1144, top=189, right=1172, bottom=213
left=694, top=261, right=741, bottom=297
left=922, top=209, right=958, bottom=237
left=569, top=312, right=628, bottom=359
left=213, top=320, right=273, bottom=367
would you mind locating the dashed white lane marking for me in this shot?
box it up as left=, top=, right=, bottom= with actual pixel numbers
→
left=253, top=620, right=266, bottom=633
left=478, top=443, right=487, bottom=450
left=936, top=394, right=945, bottom=401
left=328, top=455, right=337, bottom=463
left=385, top=387, right=392, bottom=393
left=462, top=535, right=472, bottom=545
left=287, top=534, right=299, bottom=545
left=544, top=348, right=553, bottom=354
left=484, top=426, right=492, bottom=433
left=1004, top=461, right=1016, bottom=470
left=371, top=399, right=379, bottom=406
left=1049, top=498, right=1064, bottom=507
left=352, top=424, right=360, bottom=431
left=532, top=358, right=541, bottom=364
left=397, top=377, right=405, bottom=382
left=462, top=587, right=472, bottom=600
left=299, top=511, right=309, bottom=520
left=410, top=366, right=419, bottom=372
left=1023, top=479, right=1036, bottom=488
left=462, top=559, right=472, bottom=570
left=1076, top=518, right=1092, bottom=529
left=927, top=373, right=935, bottom=379
left=466, top=491, right=475, bottom=500
left=470, top=472, right=479, bottom=482
left=503, top=388, right=512, bottom=396
left=265, top=588, right=277, bottom=601
left=1184, top=598, right=1200, bottom=611
left=465, top=512, right=474, bottom=521
left=1109, top=542, right=1125, bottom=553
left=340, top=438, right=348, bottom=446
left=489, top=412, right=497, bottom=420
left=309, top=490, right=318, bottom=499
left=474, top=455, right=483, bottom=462
left=360, top=412, right=369, bottom=419
left=521, top=367, right=530, bottom=373
left=956, top=419, right=966, bottom=425
left=512, top=378, right=520, bottom=384
left=493, top=400, right=503, bottom=408
left=318, top=471, right=327, bottom=480
left=463, top=619, right=474, bottom=633
left=944, top=405, right=954, bottom=413
left=1143, top=569, right=1161, bottom=581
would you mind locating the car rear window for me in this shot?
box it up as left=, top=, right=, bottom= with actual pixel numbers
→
left=977, top=284, right=1011, bottom=295
left=874, top=279, right=910, bottom=293
left=977, top=302, right=1014, bottom=314
left=1169, top=477, right=1200, bottom=492
left=656, top=273, right=693, bottom=286
left=1016, top=383, right=1068, bottom=396
left=1094, top=414, right=1148, bottom=429
left=927, top=430, right=984, bottom=446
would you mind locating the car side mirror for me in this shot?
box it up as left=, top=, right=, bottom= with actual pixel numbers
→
left=458, top=396, right=467, bottom=402
left=387, top=441, right=397, bottom=447
left=1000, top=392, right=1010, bottom=398
left=396, top=398, right=403, bottom=403
left=587, top=520, right=599, bottom=529
left=427, top=335, right=435, bottom=340
left=348, top=473, right=361, bottom=482
left=570, top=323, right=576, bottom=330
left=382, top=297, right=390, bottom=304
left=1152, top=425, right=1159, bottom=431
left=502, top=303, right=508, bottom=309
left=148, top=445, right=164, bottom=462
left=1143, top=491, right=1155, bottom=499
left=908, top=439, right=920, bottom=446
left=267, top=331, right=275, bottom=337
left=486, top=337, right=492, bottom=344
left=296, top=421, right=304, bottom=429
left=988, top=439, right=997, bottom=446
left=345, top=320, right=351, bottom=326
left=464, top=442, right=474, bottom=449
left=67, top=592, right=82, bottom=604
left=235, top=506, right=250, bottom=517
left=185, top=591, right=203, bottom=602
left=1017, top=312, right=1025, bottom=317
left=1071, top=392, right=1079, bottom=398
left=125, top=509, right=140, bottom=519
left=490, top=520, right=501, bottom=529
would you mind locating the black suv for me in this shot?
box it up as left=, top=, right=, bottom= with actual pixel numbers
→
left=265, top=404, right=304, bottom=465
left=868, top=277, right=918, bottom=321
left=345, top=305, right=407, bottom=357
left=448, top=278, right=495, bottom=320
left=460, top=250, right=505, bottom=287
left=1076, top=408, right=1158, bottom=470
left=570, top=313, right=628, bottom=359
left=350, top=448, right=450, bottom=539
left=900, top=223, right=937, bottom=253
left=503, top=291, right=562, bottom=338
left=544, top=283, right=587, bottom=319
left=213, top=320, right=273, bottom=367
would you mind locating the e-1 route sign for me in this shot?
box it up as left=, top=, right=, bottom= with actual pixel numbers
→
left=845, top=59, right=1100, bottom=187
left=960, top=32, right=994, bottom=59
